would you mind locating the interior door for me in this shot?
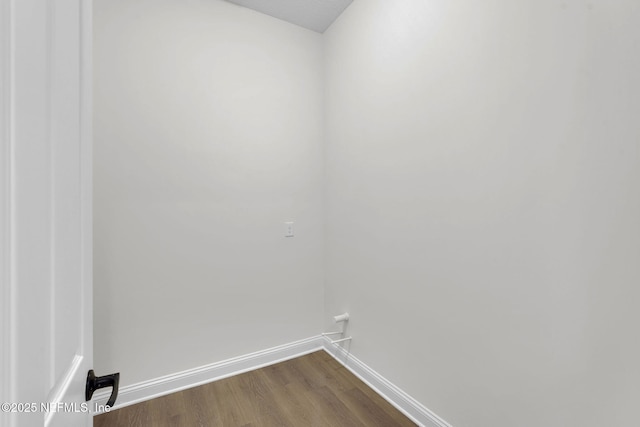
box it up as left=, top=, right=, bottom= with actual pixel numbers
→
left=1, top=0, right=98, bottom=426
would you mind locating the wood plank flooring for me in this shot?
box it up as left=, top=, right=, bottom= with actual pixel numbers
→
left=93, top=350, right=416, bottom=427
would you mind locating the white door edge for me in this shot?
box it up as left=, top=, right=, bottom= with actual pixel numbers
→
left=1, top=0, right=14, bottom=425
left=1, top=1, right=94, bottom=426
left=44, top=355, right=84, bottom=427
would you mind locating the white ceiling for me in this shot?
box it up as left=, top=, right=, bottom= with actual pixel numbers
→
left=225, top=0, right=353, bottom=33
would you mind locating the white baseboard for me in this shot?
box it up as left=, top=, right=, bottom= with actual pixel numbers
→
left=93, top=335, right=452, bottom=427
left=92, top=336, right=324, bottom=414
left=321, top=336, right=452, bottom=427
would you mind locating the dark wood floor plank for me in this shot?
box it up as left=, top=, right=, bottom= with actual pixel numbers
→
left=214, top=375, right=255, bottom=426
left=93, top=350, right=416, bottom=427
left=150, top=390, right=189, bottom=427
left=305, top=385, right=369, bottom=427
left=238, top=370, right=293, bottom=427
left=282, top=378, right=336, bottom=427
left=330, top=363, right=418, bottom=424
left=272, top=377, right=328, bottom=427
left=181, top=383, right=218, bottom=427
left=342, top=386, right=417, bottom=427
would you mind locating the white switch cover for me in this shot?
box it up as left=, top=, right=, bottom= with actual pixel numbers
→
left=284, top=222, right=294, bottom=237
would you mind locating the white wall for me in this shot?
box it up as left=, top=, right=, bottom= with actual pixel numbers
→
left=93, top=0, right=324, bottom=387
left=324, top=1, right=640, bottom=426
left=95, top=0, right=640, bottom=424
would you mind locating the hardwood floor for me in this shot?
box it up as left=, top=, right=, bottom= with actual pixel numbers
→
left=93, top=350, right=417, bottom=427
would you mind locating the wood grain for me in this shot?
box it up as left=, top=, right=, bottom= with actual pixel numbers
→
left=93, top=351, right=416, bottom=427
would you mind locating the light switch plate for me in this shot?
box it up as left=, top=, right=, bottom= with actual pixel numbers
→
left=284, top=222, right=294, bottom=237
